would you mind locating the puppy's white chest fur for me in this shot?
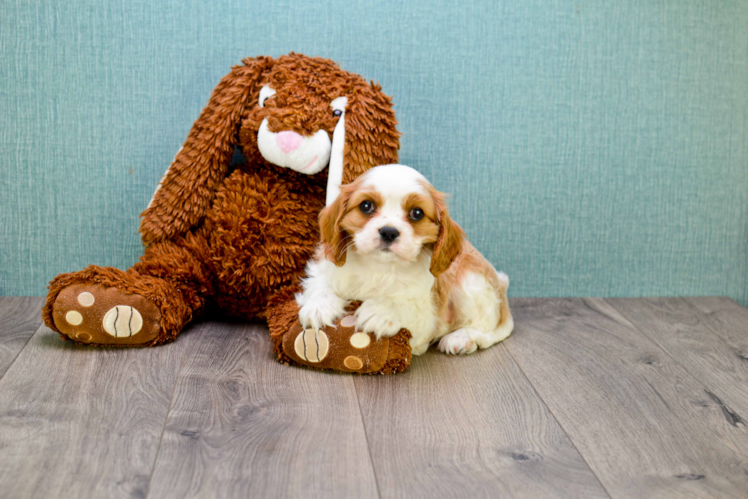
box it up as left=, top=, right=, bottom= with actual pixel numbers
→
left=330, top=251, right=434, bottom=302
left=298, top=249, right=440, bottom=353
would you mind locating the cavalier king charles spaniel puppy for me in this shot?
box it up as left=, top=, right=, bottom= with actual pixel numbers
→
left=296, top=164, right=513, bottom=355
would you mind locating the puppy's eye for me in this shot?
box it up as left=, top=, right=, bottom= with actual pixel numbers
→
left=359, top=200, right=375, bottom=214
left=409, top=208, right=424, bottom=221
left=333, top=109, right=342, bottom=117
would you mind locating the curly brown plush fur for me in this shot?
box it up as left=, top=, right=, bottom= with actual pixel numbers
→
left=43, top=54, right=401, bottom=355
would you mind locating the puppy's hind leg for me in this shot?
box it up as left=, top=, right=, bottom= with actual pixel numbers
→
left=439, top=271, right=514, bottom=355
left=469, top=318, right=514, bottom=349
left=470, top=271, right=514, bottom=349
left=438, top=328, right=478, bottom=355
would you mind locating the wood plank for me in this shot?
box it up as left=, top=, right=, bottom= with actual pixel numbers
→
left=0, top=297, right=44, bottom=379
left=0, top=323, right=194, bottom=498
left=608, top=297, right=748, bottom=420
left=354, top=343, right=609, bottom=498
left=147, top=321, right=379, bottom=499
left=506, top=298, right=748, bottom=498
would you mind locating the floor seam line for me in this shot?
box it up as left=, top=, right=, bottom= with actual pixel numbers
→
left=503, top=342, right=614, bottom=499
left=0, top=322, right=45, bottom=384
left=143, top=331, right=193, bottom=499
left=605, top=297, right=748, bottom=425
left=353, top=379, right=383, bottom=499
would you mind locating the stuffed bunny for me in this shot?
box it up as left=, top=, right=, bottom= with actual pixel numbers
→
left=42, top=53, right=400, bottom=349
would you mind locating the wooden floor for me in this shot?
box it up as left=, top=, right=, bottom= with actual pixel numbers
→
left=1, top=297, right=748, bottom=498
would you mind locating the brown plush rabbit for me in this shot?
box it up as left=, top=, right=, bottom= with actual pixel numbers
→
left=42, top=53, right=401, bottom=352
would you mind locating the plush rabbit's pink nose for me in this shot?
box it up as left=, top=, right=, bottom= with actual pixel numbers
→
left=276, top=131, right=303, bottom=154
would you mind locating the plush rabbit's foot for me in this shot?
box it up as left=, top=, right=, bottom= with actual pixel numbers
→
left=51, top=283, right=162, bottom=346
left=277, top=302, right=412, bottom=374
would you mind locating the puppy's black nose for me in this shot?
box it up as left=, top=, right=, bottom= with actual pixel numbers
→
left=379, top=226, right=399, bottom=244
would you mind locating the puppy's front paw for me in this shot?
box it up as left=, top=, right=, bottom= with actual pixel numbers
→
left=298, top=293, right=347, bottom=331
left=355, top=299, right=402, bottom=339
left=438, top=329, right=478, bottom=355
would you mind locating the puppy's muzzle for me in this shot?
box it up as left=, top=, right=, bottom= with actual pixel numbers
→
left=379, top=226, right=399, bottom=245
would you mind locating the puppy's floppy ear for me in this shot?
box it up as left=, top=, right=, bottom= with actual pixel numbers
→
left=326, top=80, right=400, bottom=205
left=319, top=184, right=353, bottom=266
left=140, top=56, right=275, bottom=245
left=429, top=190, right=465, bottom=277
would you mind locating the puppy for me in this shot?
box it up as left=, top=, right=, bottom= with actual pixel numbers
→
left=296, top=164, right=513, bottom=356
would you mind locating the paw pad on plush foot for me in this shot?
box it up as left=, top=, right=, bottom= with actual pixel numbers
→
left=294, top=329, right=330, bottom=362
left=282, top=313, right=409, bottom=373
left=102, top=305, right=144, bottom=337
left=52, top=284, right=161, bottom=345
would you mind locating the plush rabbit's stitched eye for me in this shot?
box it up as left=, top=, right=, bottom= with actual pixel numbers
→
left=258, top=86, right=276, bottom=108
left=333, top=109, right=342, bottom=117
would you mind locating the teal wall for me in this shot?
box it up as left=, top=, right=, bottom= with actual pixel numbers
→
left=2, top=1, right=747, bottom=304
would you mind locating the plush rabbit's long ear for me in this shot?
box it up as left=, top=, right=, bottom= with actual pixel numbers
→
left=325, top=81, right=400, bottom=206
left=140, top=57, right=274, bottom=245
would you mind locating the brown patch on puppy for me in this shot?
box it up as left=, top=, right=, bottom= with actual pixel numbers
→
left=402, top=192, right=439, bottom=244
left=433, top=241, right=512, bottom=331
left=319, top=190, right=350, bottom=266
left=347, top=188, right=384, bottom=216
left=415, top=181, right=465, bottom=277
left=431, top=215, right=464, bottom=277
left=340, top=188, right=383, bottom=241
left=318, top=178, right=383, bottom=266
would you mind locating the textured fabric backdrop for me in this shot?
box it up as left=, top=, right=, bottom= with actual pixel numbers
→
left=2, top=0, right=747, bottom=305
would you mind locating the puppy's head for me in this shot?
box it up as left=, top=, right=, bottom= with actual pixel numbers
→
left=319, top=164, right=464, bottom=276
